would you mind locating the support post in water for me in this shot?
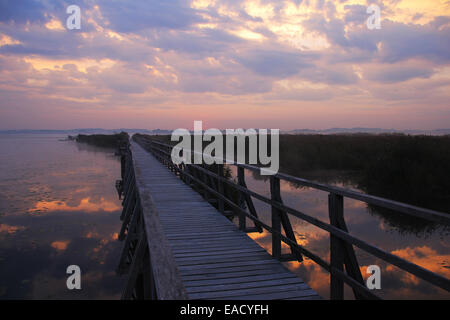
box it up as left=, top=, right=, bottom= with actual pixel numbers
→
left=329, top=193, right=345, bottom=300
left=217, top=164, right=225, bottom=214
left=270, top=176, right=282, bottom=259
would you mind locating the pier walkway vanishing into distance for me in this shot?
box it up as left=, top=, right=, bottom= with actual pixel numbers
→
left=115, top=136, right=450, bottom=300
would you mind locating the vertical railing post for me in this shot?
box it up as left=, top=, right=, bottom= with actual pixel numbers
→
left=168, top=144, right=174, bottom=172
left=200, top=168, right=210, bottom=200
left=217, top=164, right=225, bottom=214
left=186, top=165, right=192, bottom=187
left=237, top=167, right=247, bottom=230
left=180, top=164, right=186, bottom=183
left=120, top=153, right=126, bottom=180
left=329, top=193, right=345, bottom=300
left=270, top=176, right=281, bottom=259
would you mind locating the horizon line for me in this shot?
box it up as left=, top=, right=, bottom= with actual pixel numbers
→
left=1, top=127, right=450, bottom=132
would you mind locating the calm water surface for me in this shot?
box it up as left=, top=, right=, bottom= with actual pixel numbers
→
left=229, top=167, right=450, bottom=300
left=0, top=134, right=125, bottom=299
left=1, top=134, right=449, bottom=299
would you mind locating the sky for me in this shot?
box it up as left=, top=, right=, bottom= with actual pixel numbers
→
left=0, top=0, right=449, bottom=130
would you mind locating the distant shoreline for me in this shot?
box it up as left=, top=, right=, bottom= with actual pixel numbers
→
left=1, top=128, right=450, bottom=136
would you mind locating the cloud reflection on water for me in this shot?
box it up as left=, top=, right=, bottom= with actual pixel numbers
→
left=0, top=134, right=125, bottom=299
left=236, top=166, right=450, bottom=299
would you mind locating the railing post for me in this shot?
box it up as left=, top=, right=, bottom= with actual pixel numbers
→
left=329, top=193, right=345, bottom=300
left=180, top=164, right=186, bottom=183
left=270, top=176, right=281, bottom=259
left=186, top=165, right=192, bottom=187
left=200, top=168, right=210, bottom=200
left=217, top=164, right=225, bottom=214
left=237, top=167, right=247, bottom=231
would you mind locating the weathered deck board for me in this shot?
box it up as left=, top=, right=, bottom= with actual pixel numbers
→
left=131, top=141, right=321, bottom=300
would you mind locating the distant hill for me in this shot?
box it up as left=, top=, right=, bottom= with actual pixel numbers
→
left=0, top=128, right=449, bottom=136
left=284, top=128, right=450, bottom=136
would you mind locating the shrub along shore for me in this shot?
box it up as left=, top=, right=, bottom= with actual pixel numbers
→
left=71, top=132, right=129, bottom=148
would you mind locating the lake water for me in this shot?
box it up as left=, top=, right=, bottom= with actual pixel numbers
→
left=0, top=134, right=448, bottom=300
left=228, top=167, right=450, bottom=299
left=0, top=134, right=125, bottom=299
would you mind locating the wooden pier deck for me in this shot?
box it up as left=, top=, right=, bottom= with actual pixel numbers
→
left=127, top=141, right=321, bottom=300
left=117, top=137, right=450, bottom=300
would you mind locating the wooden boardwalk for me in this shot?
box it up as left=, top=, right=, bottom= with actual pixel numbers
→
left=130, top=141, right=321, bottom=300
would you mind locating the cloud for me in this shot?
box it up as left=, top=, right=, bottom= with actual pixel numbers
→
left=300, top=64, right=359, bottom=85
left=152, top=28, right=244, bottom=55
left=236, top=49, right=317, bottom=78
left=0, top=0, right=48, bottom=24
left=344, top=4, right=368, bottom=25
left=0, top=0, right=449, bottom=129
left=97, top=0, right=203, bottom=33
left=378, top=19, right=450, bottom=64
left=363, top=64, right=436, bottom=83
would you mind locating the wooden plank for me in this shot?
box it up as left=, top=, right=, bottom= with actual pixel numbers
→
left=173, top=247, right=265, bottom=258
left=184, top=273, right=297, bottom=287
left=160, top=214, right=229, bottom=218
left=163, top=224, right=236, bottom=230
left=178, top=259, right=280, bottom=272
left=185, top=277, right=304, bottom=293
left=164, top=228, right=236, bottom=235
left=164, top=223, right=235, bottom=229
left=172, top=246, right=262, bottom=255
left=160, top=215, right=228, bottom=220
left=175, top=253, right=272, bottom=267
left=161, top=218, right=230, bottom=223
left=167, top=231, right=245, bottom=241
left=164, top=226, right=236, bottom=232
left=181, top=267, right=290, bottom=282
left=179, top=263, right=286, bottom=277
left=169, top=240, right=253, bottom=249
left=159, top=214, right=229, bottom=219
left=166, top=230, right=242, bottom=238
left=168, top=237, right=255, bottom=246
left=224, top=289, right=321, bottom=300
left=171, top=244, right=263, bottom=254
left=174, top=249, right=269, bottom=260
left=170, top=241, right=258, bottom=250
left=188, top=282, right=311, bottom=299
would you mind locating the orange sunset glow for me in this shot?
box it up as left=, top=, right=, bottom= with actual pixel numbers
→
left=28, top=197, right=121, bottom=214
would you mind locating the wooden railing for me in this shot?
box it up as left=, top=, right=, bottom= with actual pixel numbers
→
left=116, top=144, right=188, bottom=300
left=134, top=136, right=450, bottom=300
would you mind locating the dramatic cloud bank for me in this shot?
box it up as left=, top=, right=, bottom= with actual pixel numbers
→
left=0, top=0, right=449, bottom=129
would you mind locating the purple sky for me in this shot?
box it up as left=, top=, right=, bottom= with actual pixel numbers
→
left=0, top=0, right=449, bottom=130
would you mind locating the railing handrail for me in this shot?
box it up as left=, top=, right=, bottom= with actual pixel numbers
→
left=135, top=136, right=450, bottom=299
left=149, top=139, right=449, bottom=224
left=120, top=144, right=189, bottom=300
